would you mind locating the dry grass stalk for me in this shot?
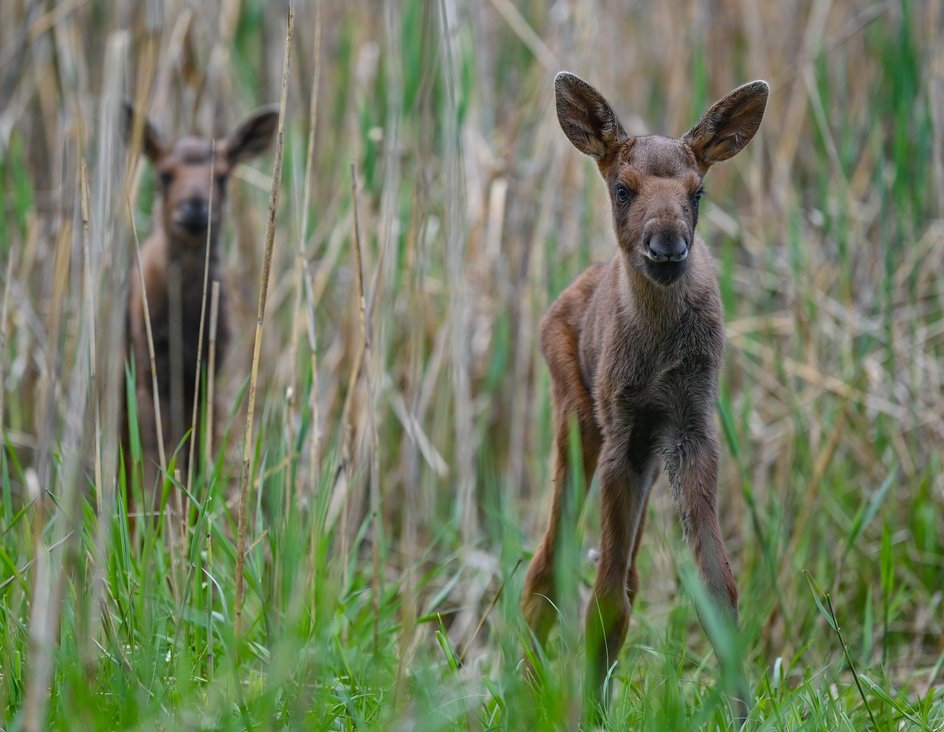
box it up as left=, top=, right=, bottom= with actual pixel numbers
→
left=80, top=159, right=103, bottom=514
left=302, top=266, right=321, bottom=608
left=234, top=1, right=294, bottom=639
left=126, top=199, right=168, bottom=505
left=24, top=47, right=114, bottom=732
left=304, top=2, right=322, bottom=492
left=23, top=197, right=74, bottom=732
left=304, top=266, right=321, bottom=490
left=185, top=141, right=217, bottom=505
left=0, top=246, right=14, bottom=455
left=288, top=0, right=322, bottom=500
left=350, top=161, right=383, bottom=651
left=438, top=0, right=478, bottom=545
left=205, top=493, right=215, bottom=679
left=22, top=500, right=54, bottom=732
left=84, top=33, right=141, bottom=680
left=206, top=280, right=221, bottom=472
left=167, top=271, right=185, bottom=544
left=336, top=195, right=367, bottom=596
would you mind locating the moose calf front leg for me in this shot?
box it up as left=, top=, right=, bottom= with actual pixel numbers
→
left=585, top=448, right=650, bottom=714
left=668, top=432, right=750, bottom=720
left=670, top=435, right=737, bottom=614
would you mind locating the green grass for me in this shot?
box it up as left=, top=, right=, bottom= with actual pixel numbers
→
left=1, top=0, right=943, bottom=729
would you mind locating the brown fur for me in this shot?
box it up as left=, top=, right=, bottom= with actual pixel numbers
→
left=521, top=72, right=768, bottom=721
left=121, top=103, right=278, bottom=514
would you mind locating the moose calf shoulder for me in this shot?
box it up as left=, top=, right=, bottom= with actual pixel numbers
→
left=521, top=71, right=768, bottom=724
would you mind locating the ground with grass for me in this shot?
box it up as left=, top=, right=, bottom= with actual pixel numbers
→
left=0, top=1, right=942, bottom=730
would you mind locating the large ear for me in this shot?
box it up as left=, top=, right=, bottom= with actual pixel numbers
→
left=683, top=80, right=768, bottom=170
left=224, top=105, right=279, bottom=166
left=555, top=71, right=628, bottom=160
left=122, top=100, right=164, bottom=162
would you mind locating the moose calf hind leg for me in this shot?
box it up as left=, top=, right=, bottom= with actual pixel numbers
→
left=522, top=424, right=598, bottom=649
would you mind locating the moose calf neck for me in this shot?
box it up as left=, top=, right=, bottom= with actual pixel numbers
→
left=521, top=72, right=768, bottom=721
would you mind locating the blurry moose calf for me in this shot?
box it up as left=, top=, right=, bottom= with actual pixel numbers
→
left=121, top=102, right=277, bottom=515
left=520, top=73, right=768, bottom=721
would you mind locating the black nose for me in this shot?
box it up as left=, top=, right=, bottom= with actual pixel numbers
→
left=645, top=232, right=689, bottom=263
left=177, top=198, right=209, bottom=231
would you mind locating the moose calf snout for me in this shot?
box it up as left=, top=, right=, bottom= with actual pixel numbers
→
left=643, top=226, right=690, bottom=285
left=644, top=230, right=689, bottom=263
left=175, top=196, right=211, bottom=234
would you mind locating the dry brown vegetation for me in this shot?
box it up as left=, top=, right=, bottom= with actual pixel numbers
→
left=0, top=0, right=942, bottom=728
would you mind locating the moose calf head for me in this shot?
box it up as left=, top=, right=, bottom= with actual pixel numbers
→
left=123, top=102, right=279, bottom=245
left=554, top=72, right=768, bottom=286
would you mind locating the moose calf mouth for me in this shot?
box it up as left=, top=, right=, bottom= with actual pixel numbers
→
left=180, top=221, right=208, bottom=236
left=173, top=215, right=211, bottom=237
left=643, top=255, right=689, bottom=286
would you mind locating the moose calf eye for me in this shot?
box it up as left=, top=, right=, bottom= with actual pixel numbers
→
left=692, top=188, right=704, bottom=207
left=615, top=185, right=631, bottom=204
left=160, top=171, right=174, bottom=188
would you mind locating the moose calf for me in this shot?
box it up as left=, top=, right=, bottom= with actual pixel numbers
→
left=521, top=73, right=768, bottom=720
left=122, top=102, right=278, bottom=512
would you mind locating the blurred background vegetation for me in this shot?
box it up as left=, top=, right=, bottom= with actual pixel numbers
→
left=0, top=0, right=942, bottom=729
